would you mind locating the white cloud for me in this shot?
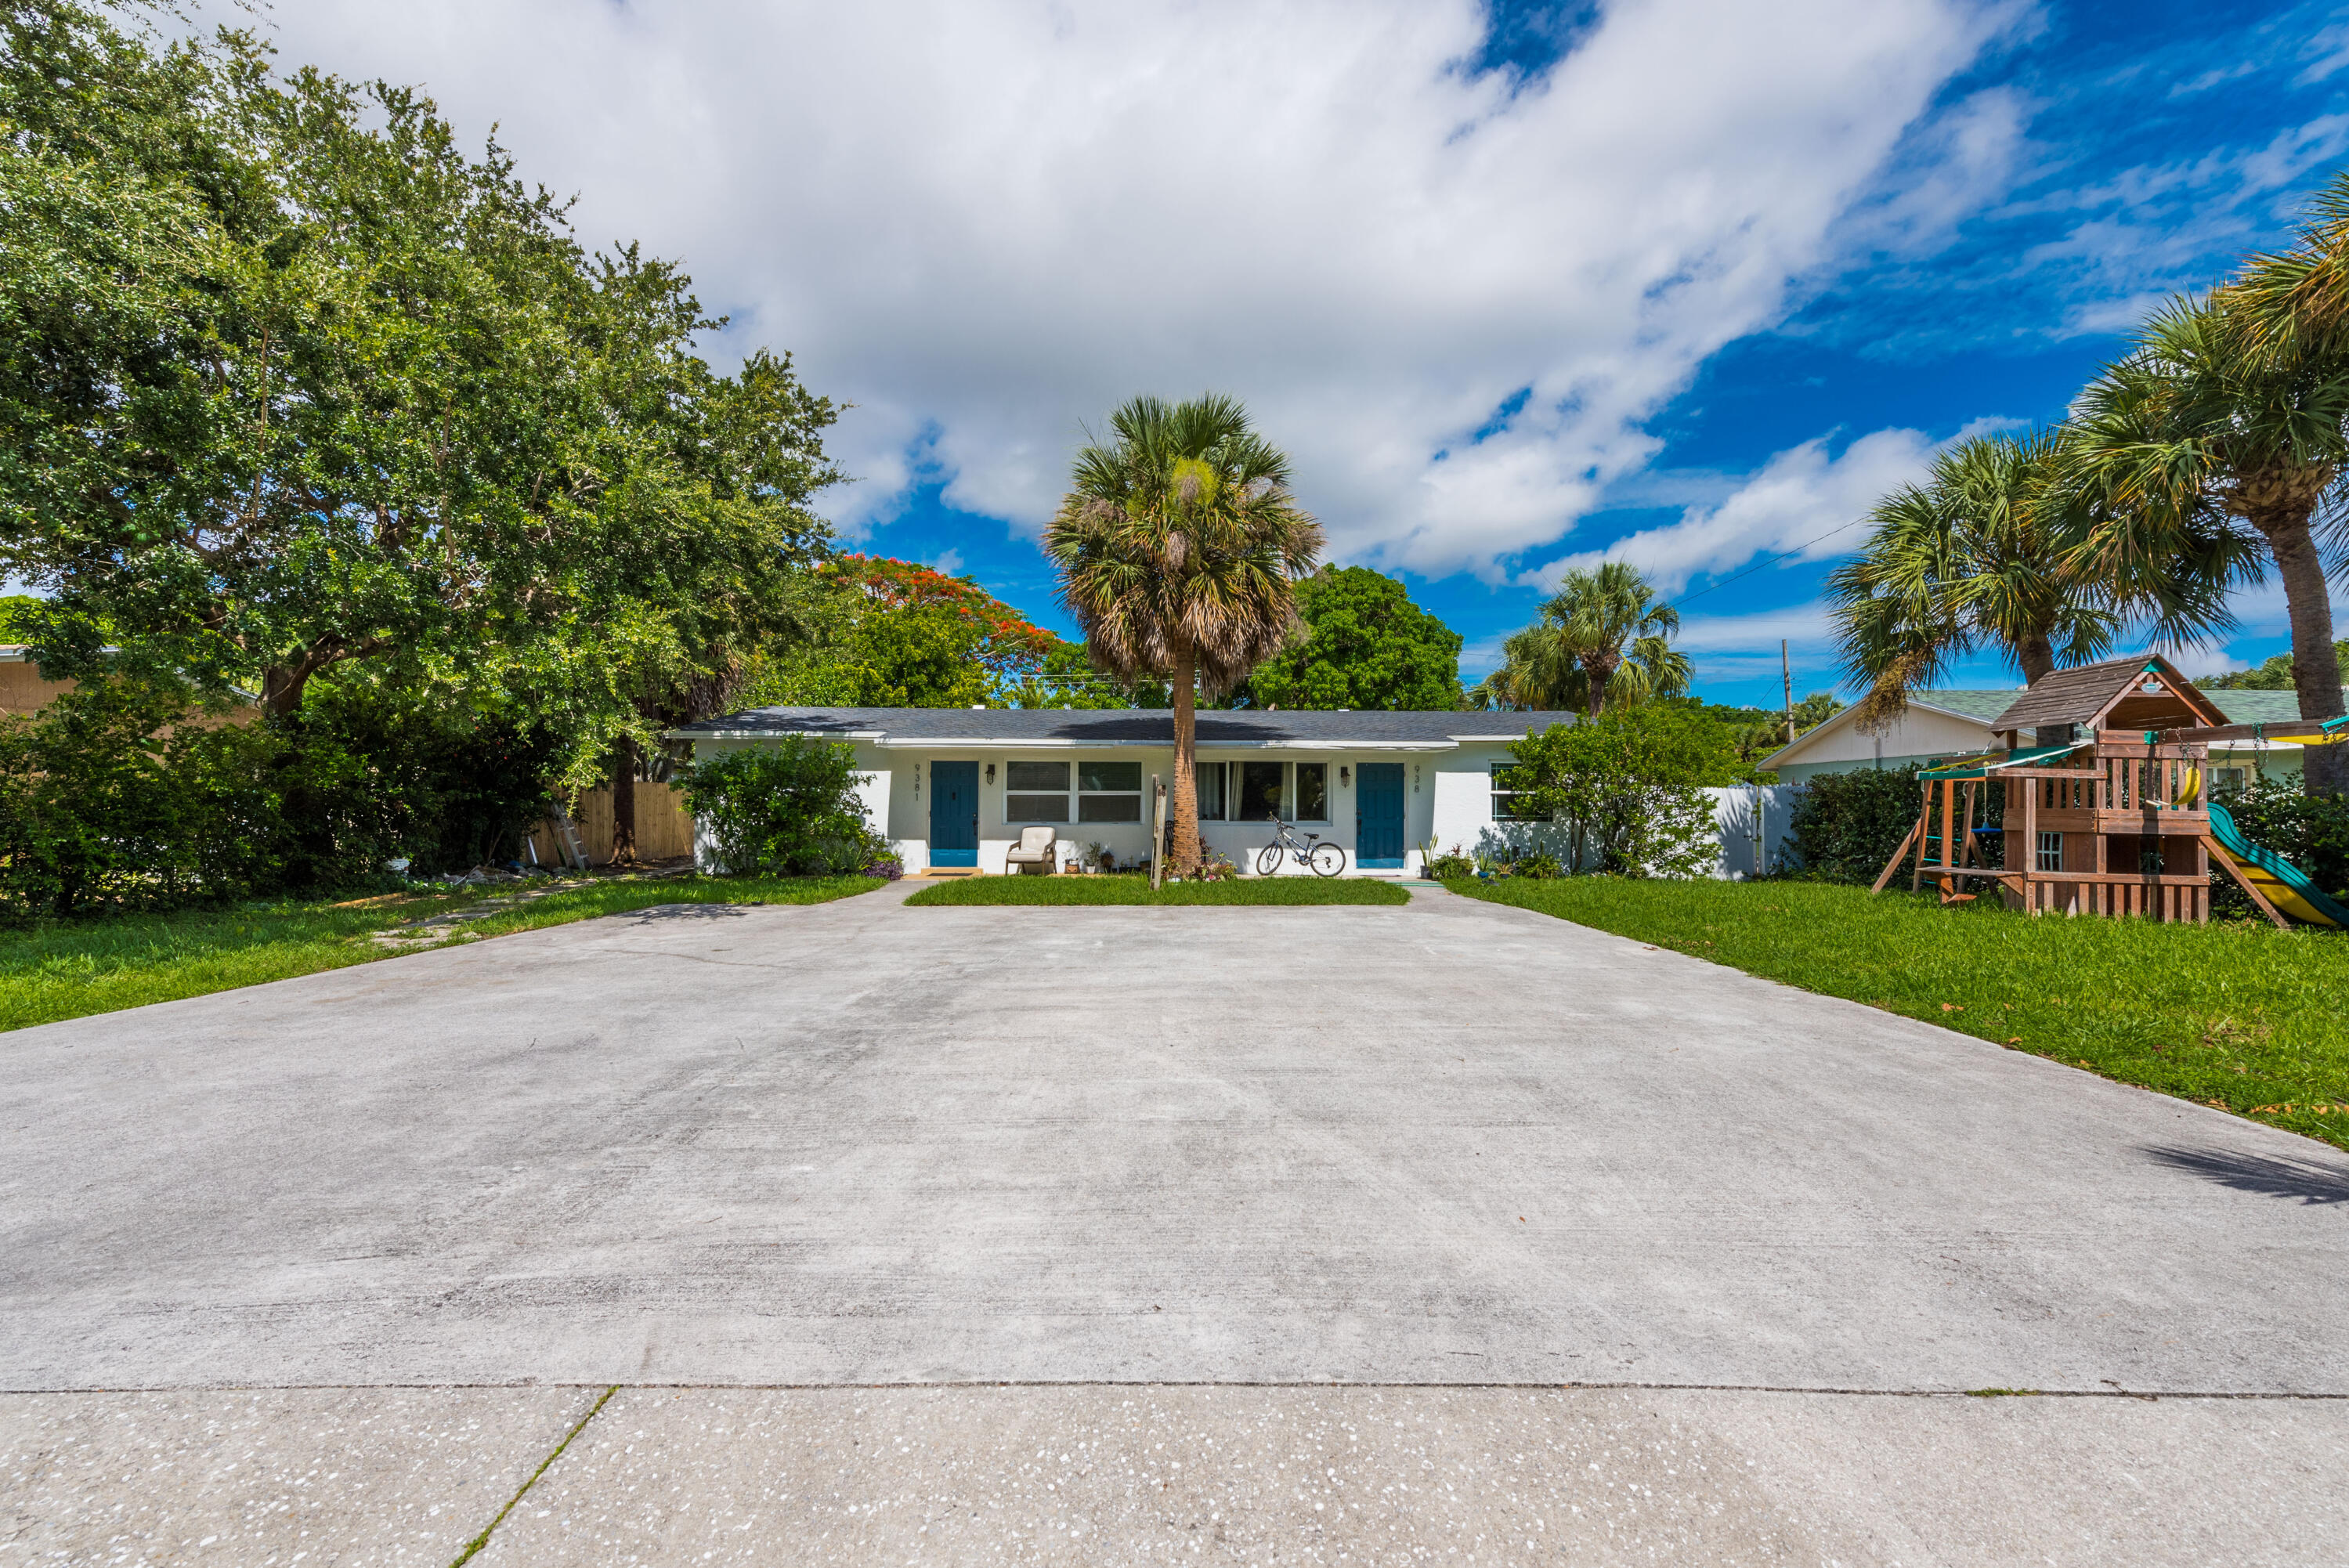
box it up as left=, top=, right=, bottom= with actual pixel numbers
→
left=230, top=0, right=2015, bottom=579
left=927, top=547, right=965, bottom=576
left=1521, top=416, right=2017, bottom=594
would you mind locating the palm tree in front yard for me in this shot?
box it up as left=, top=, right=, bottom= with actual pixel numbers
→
left=1046, top=394, right=1322, bottom=876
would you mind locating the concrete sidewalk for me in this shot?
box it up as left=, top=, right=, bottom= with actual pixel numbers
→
left=7, top=1383, right=2343, bottom=1566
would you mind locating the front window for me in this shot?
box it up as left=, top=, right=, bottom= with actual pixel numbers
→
left=1195, top=762, right=1226, bottom=821
left=1005, top=760, right=1070, bottom=823
left=1294, top=764, right=1328, bottom=822
left=2036, top=831, right=2063, bottom=872
left=1493, top=763, right=1541, bottom=821
left=1078, top=760, right=1143, bottom=822
left=1236, top=761, right=1286, bottom=822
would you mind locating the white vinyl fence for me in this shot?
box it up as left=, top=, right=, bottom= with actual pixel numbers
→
left=1703, top=784, right=1802, bottom=880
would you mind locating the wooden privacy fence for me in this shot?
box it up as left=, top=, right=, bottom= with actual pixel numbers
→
left=524, top=782, right=696, bottom=867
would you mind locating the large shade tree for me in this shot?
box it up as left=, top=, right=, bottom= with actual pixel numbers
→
left=1473, top=562, right=1689, bottom=717
left=2064, top=289, right=2349, bottom=793
left=1242, top=565, right=1463, bottom=711
left=0, top=4, right=838, bottom=746
left=1045, top=395, right=1321, bottom=876
left=1829, top=432, right=2158, bottom=739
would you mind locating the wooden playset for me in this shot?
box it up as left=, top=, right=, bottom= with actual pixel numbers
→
left=1870, top=654, right=2347, bottom=928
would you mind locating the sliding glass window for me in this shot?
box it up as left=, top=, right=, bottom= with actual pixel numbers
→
left=1004, top=760, right=1070, bottom=822
left=1078, top=760, right=1143, bottom=822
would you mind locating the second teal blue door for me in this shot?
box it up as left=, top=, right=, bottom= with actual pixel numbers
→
left=930, top=761, right=979, bottom=867
left=1356, top=763, right=1404, bottom=868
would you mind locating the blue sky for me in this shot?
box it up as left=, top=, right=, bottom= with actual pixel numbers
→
left=251, top=0, right=2349, bottom=706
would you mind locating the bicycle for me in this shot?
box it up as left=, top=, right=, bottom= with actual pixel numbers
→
left=1256, top=818, right=1346, bottom=877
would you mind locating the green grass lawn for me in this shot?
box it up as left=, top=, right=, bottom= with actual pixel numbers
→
left=904, top=873, right=1412, bottom=906
left=1448, top=876, right=2349, bottom=1153
left=0, top=874, right=880, bottom=1033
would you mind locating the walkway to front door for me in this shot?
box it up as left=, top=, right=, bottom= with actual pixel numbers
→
left=929, top=761, right=979, bottom=867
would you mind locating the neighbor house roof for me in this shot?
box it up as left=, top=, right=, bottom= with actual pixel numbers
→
left=1758, top=689, right=2022, bottom=771
left=666, top=706, right=1581, bottom=750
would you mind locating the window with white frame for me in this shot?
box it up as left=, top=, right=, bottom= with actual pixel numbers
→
left=1004, top=760, right=1070, bottom=822
left=1078, top=760, right=1143, bottom=822
left=1235, top=761, right=1285, bottom=821
left=1491, top=762, right=1538, bottom=821
left=1293, top=763, right=1328, bottom=822
left=1194, top=763, right=1225, bottom=821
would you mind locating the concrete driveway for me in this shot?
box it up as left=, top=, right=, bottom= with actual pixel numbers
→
left=5, top=882, right=2348, bottom=1562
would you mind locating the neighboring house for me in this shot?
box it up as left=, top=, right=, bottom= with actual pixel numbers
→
left=0, top=646, right=78, bottom=717
left=1762, top=685, right=2332, bottom=791
left=666, top=706, right=1581, bottom=876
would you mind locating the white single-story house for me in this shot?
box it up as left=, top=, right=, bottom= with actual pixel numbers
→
left=1762, top=685, right=2329, bottom=792
left=667, top=706, right=1582, bottom=876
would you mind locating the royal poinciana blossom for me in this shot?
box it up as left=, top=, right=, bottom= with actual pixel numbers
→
left=0, top=5, right=838, bottom=733
left=828, top=555, right=1058, bottom=686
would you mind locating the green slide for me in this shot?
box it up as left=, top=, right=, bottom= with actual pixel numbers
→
left=2207, top=801, right=2349, bottom=927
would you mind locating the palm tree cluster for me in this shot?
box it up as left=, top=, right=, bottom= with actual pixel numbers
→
left=1834, top=168, right=2349, bottom=793
left=1045, top=395, right=1324, bottom=876
left=1469, top=561, right=1691, bottom=717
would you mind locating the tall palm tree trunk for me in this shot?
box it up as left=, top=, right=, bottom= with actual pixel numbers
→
left=2014, top=630, right=2071, bottom=748
left=611, top=735, right=639, bottom=865
left=1169, top=645, right=1202, bottom=875
left=1579, top=653, right=1618, bottom=718
left=2247, top=497, right=2349, bottom=795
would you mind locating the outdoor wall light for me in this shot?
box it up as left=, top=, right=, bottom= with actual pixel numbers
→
left=985, top=762, right=996, bottom=783
left=1339, top=766, right=1350, bottom=786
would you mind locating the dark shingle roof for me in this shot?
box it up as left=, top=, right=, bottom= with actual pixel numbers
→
left=668, top=706, right=1579, bottom=745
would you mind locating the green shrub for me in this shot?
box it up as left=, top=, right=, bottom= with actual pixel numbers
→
left=681, top=739, right=887, bottom=876
left=1423, top=845, right=1477, bottom=880
left=1783, top=767, right=2005, bottom=883
left=1506, top=710, right=1721, bottom=877
left=0, top=680, right=439, bottom=923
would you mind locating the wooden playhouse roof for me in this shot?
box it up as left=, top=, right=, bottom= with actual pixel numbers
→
left=1989, top=654, right=2228, bottom=735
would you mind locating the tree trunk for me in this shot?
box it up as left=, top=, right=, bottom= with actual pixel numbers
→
left=1169, top=645, right=1202, bottom=876
left=261, top=665, right=309, bottom=718
left=1581, top=653, right=1617, bottom=719
left=2251, top=508, right=2349, bottom=796
left=2015, top=630, right=2069, bottom=749
left=611, top=735, right=639, bottom=865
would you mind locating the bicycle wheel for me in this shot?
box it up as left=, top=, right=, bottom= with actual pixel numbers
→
left=1309, top=842, right=1345, bottom=877
left=1256, top=844, right=1285, bottom=877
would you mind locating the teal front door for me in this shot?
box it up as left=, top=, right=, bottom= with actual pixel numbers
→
left=929, top=761, right=979, bottom=867
left=1357, top=763, right=1404, bottom=868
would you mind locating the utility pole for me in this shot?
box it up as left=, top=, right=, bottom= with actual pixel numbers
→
left=1782, top=639, right=1794, bottom=746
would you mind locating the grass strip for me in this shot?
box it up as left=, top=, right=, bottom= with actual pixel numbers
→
left=904, top=874, right=1411, bottom=906
left=0, top=874, right=881, bottom=1033
left=1448, top=876, right=2349, bottom=1153
left=448, top=1385, right=617, bottom=1568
